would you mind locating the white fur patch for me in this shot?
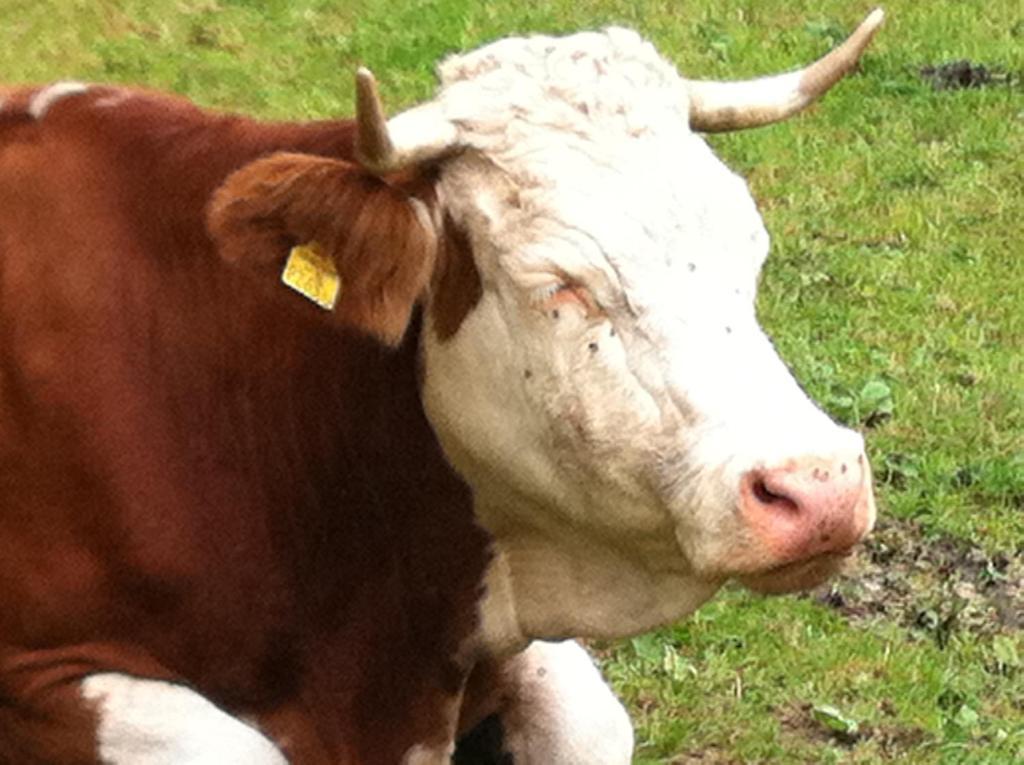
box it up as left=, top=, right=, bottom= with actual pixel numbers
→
left=28, top=81, right=89, bottom=119
left=402, top=741, right=455, bottom=764
left=502, top=641, right=633, bottom=764
left=81, top=673, right=287, bottom=764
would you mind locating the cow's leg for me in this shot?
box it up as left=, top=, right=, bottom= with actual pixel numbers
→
left=455, top=640, right=633, bottom=765
left=81, top=673, right=287, bottom=764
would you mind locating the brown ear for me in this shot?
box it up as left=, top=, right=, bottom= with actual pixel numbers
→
left=207, top=152, right=436, bottom=346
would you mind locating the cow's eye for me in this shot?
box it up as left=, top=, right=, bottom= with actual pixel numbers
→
left=531, top=282, right=598, bottom=317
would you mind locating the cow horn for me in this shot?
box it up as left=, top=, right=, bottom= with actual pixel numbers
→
left=354, top=67, right=460, bottom=174
left=686, top=8, right=884, bottom=132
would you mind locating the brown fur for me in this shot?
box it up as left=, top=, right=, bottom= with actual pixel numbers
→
left=209, top=153, right=439, bottom=346
left=431, top=213, right=484, bottom=342
left=0, top=83, right=487, bottom=763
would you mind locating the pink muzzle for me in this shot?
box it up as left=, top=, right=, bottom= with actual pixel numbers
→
left=739, top=451, right=876, bottom=565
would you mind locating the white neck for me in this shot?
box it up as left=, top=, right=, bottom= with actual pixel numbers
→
left=475, top=492, right=724, bottom=653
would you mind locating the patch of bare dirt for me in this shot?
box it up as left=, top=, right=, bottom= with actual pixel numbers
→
left=919, top=60, right=1018, bottom=90
left=809, top=517, right=1024, bottom=641
left=670, top=748, right=741, bottom=765
left=776, top=701, right=928, bottom=753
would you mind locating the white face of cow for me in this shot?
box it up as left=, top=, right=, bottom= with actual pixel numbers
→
left=393, top=26, right=878, bottom=645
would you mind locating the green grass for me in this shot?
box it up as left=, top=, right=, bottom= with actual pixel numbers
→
left=603, top=588, right=1024, bottom=763
left=4, top=0, right=1022, bottom=761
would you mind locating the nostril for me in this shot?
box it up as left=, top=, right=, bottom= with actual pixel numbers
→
left=751, top=478, right=773, bottom=504
left=751, top=477, right=799, bottom=514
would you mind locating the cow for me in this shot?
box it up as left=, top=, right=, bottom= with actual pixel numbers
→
left=0, top=8, right=883, bottom=764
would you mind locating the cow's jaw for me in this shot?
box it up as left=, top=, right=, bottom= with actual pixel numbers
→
left=472, top=504, right=724, bottom=651
left=417, top=27, right=875, bottom=645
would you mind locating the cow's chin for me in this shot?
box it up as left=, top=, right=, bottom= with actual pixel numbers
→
left=736, top=551, right=852, bottom=595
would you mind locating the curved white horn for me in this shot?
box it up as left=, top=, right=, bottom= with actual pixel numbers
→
left=354, top=67, right=460, bottom=174
left=687, top=8, right=884, bottom=132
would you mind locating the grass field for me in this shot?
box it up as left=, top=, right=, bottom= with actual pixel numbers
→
left=4, top=1, right=1021, bottom=762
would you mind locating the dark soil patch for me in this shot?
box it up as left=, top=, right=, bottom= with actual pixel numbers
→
left=776, top=702, right=929, bottom=753
left=869, top=722, right=930, bottom=757
left=809, top=516, right=1024, bottom=640
left=779, top=702, right=850, bottom=745
left=670, top=748, right=741, bottom=765
left=919, top=60, right=1018, bottom=90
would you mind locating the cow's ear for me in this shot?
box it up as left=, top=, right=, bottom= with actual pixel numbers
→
left=207, top=152, right=436, bottom=346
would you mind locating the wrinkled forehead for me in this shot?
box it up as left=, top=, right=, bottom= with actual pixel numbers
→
left=434, top=28, right=770, bottom=298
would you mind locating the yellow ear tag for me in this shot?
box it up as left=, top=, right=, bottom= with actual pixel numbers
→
left=281, top=242, right=341, bottom=311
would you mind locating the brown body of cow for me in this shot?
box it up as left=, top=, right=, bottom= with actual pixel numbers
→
left=0, top=85, right=497, bottom=763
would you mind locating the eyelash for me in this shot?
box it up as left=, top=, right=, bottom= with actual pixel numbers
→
left=532, top=283, right=571, bottom=304
left=530, top=282, right=599, bottom=316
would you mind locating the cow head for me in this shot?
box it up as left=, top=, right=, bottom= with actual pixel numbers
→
left=211, top=11, right=883, bottom=646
